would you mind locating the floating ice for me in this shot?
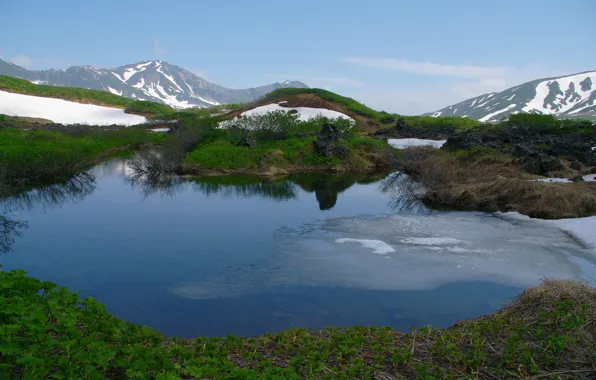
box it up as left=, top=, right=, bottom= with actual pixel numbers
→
left=171, top=212, right=596, bottom=300
left=335, top=238, right=395, bottom=254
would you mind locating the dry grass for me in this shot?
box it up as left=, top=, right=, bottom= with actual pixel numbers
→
left=399, top=148, right=596, bottom=219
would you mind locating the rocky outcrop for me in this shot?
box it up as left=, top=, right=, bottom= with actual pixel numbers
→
left=314, top=122, right=342, bottom=157
left=443, top=125, right=596, bottom=173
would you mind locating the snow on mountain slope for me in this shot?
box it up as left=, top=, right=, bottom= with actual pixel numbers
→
left=0, top=90, right=145, bottom=125
left=0, top=58, right=308, bottom=110
left=424, top=70, right=596, bottom=122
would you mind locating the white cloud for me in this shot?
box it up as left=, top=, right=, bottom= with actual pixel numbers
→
left=152, top=38, right=166, bottom=55
left=8, top=54, right=32, bottom=68
left=340, top=57, right=582, bottom=115
left=343, top=57, right=514, bottom=79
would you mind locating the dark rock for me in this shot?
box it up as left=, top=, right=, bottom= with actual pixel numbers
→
left=539, top=154, right=565, bottom=173
left=513, top=143, right=540, bottom=157
left=569, top=175, right=584, bottom=182
left=521, top=153, right=565, bottom=175
left=570, top=160, right=582, bottom=170
left=590, top=167, right=596, bottom=174
left=314, top=123, right=341, bottom=157
left=237, top=130, right=257, bottom=148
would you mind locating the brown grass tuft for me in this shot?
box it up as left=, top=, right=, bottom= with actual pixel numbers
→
left=399, top=148, right=596, bottom=219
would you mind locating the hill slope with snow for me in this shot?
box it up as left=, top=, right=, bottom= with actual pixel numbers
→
left=0, top=90, right=145, bottom=125
left=424, top=71, right=596, bottom=122
left=0, top=59, right=308, bottom=109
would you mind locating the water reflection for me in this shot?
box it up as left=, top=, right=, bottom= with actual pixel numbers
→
left=125, top=160, right=390, bottom=210
left=0, top=174, right=97, bottom=253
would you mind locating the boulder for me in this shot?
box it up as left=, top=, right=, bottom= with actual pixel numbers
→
left=237, top=130, right=257, bottom=148
left=570, top=160, right=582, bottom=170
left=521, top=153, right=564, bottom=175
left=314, top=122, right=341, bottom=157
left=569, top=175, right=584, bottom=182
left=513, top=143, right=540, bottom=158
left=540, top=154, right=565, bottom=173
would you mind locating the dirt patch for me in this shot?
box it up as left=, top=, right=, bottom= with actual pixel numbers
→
left=398, top=148, right=596, bottom=219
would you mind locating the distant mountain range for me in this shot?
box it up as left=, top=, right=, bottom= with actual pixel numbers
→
left=424, top=71, right=596, bottom=121
left=0, top=59, right=308, bottom=108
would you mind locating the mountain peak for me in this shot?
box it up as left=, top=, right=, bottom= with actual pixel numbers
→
left=0, top=58, right=310, bottom=109
left=424, top=70, right=596, bottom=121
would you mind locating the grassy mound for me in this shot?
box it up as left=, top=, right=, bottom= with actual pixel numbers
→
left=1, top=269, right=594, bottom=379
left=181, top=136, right=394, bottom=175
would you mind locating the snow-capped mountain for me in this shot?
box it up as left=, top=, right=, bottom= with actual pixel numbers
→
left=0, top=59, right=308, bottom=108
left=424, top=71, right=596, bottom=121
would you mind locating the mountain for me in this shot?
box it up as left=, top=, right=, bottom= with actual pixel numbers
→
left=424, top=71, right=596, bottom=122
left=0, top=59, right=308, bottom=108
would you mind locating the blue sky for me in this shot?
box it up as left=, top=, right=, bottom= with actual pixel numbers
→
left=1, top=0, right=594, bottom=114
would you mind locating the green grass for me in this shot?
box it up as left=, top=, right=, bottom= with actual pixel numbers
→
left=1, top=269, right=594, bottom=379
left=124, top=100, right=174, bottom=117
left=0, top=127, right=165, bottom=188
left=182, top=136, right=392, bottom=172
left=263, top=88, right=389, bottom=122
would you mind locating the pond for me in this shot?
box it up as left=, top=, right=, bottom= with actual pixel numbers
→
left=1, top=159, right=595, bottom=338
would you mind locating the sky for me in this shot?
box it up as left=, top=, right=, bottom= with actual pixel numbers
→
left=1, top=0, right=595, bottom=115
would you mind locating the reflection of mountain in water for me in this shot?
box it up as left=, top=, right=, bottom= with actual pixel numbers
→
left=0, top=174, right=97, bottom=253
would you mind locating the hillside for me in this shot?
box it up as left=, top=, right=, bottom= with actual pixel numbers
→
left=0, top=58, right=308, bottom=109
left=425, top=70, right=596, bottom=122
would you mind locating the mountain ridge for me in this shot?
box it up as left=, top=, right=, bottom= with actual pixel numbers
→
left=0, top=58, right=308, bottom=109
left=424, top=70, right=596, bottom=121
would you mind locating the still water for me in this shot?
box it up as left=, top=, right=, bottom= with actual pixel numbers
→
left=1, top=159, right=595, bottom=337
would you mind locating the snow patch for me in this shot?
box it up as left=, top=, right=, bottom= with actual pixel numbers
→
left=431, top=111, right=442, bottom=117
left=388, top=138, right=446, bottom=149
left=107, top=87, right=122, bottom=96
left=0, top=90, right=145, bottom=126
left=335, top=238, right=395, bottom=254
left=219, top=103, right=354, bottom=129
left=534, top=174, right=596, bottom=183
left=479, top=104, right=517, bottom=122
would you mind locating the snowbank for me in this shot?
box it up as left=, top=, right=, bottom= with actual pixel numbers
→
left=496, top=212, right=596, bottom=249
left=387, top=138, right=447, bottom=149
left=0, top=90, right=146, bottom=126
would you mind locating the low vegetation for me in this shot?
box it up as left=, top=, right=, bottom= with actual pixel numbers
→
left=124, top=100, right=175, bottom=117
left=0, top=126, right=165, bottom=191
left=1, top=269, right=594, bottom=379
left=263, top=88, right=388, bottom=122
